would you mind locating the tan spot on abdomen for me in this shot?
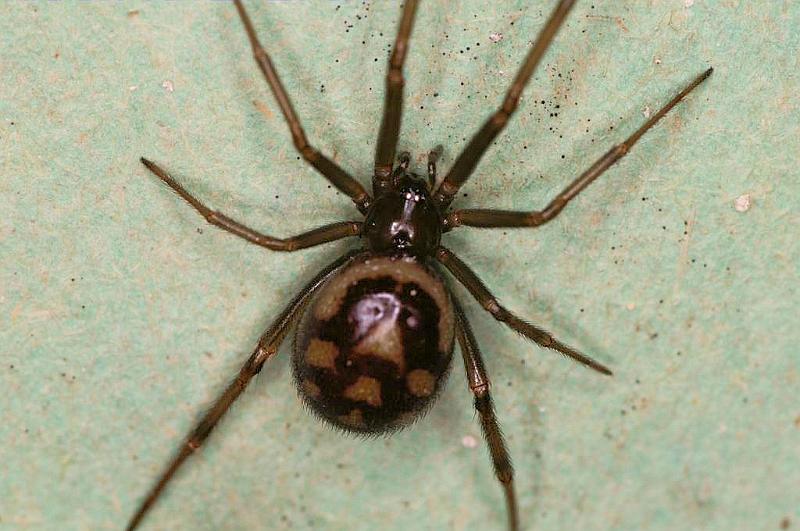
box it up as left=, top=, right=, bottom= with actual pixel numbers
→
left=406, top=369, right=435, bottom=397
left=352, top=320, right=406, bottom=373
left=301, top=379, right=321, bottom=399
left=343, top=376, right=383, bottom=407
left=337, top=408, right=365, bottom=429
left=306, top=338, right=339, bottom=369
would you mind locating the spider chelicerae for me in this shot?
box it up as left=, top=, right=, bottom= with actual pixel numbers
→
left=128, top=0, right=711, bottom=529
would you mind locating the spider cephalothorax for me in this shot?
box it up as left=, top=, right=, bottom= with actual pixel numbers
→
left=364, top=171, right=442, bottom=256
left=129, top=1, right=711, bottom=529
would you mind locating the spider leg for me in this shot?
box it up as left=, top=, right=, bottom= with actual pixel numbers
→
left=427, top=145, right=443, bottom=189
left=373, top=0, right=420, bottom=194
left=445, top=68, right=714, bottom=230
left=436, top=246, right=612, bottom=375
left=126, top=251, right=359, bottom=531
left=140, top=158, right=362, bottom=251
left=433, top=0, right=576, bottom=209
left=453, top=297, right=518, bottom=531
left=398, top=151, right=412, bottom=172
left=233, top=0, right=371, bottom=214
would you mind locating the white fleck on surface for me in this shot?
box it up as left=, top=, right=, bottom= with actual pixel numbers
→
left=626, top=303, right=636, bottom=311
left=654, top=57, right=662, bottom=65
left=461, top=435, right=478, bottom=449
left=489, top=32, right=503, bottom=43
left=685, top=0, right=694, bottom=7
left=734, top=194, right=752, bottom=212
left=128, top=85, right=138, bottom=92
left=643, top=105, right=652, bottom=118
left=161, top=79, right=174, bottom=92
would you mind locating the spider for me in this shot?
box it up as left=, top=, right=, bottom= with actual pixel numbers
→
left=128, top=0, right=711, bottom=529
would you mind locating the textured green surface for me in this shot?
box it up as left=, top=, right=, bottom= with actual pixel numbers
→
left=2, top=1, right=799, bottom=530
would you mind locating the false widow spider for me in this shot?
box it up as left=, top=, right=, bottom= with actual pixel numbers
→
left=128, top=0, right=712, bottom=529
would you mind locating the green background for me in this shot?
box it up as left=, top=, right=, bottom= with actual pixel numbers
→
left=2, top=1, right=798, bottom=530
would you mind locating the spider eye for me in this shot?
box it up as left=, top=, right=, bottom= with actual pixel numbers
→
left=392, top=233, right=410, bottom=247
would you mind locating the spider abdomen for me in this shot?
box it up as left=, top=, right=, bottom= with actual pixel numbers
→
left=293, top=253, right=455, bottom=434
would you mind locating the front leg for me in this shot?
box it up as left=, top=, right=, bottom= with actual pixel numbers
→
left=233, top=0, right=371, bottom=213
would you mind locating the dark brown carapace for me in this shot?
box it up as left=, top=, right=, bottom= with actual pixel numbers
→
left=128, top=0, right=711, bottom=529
